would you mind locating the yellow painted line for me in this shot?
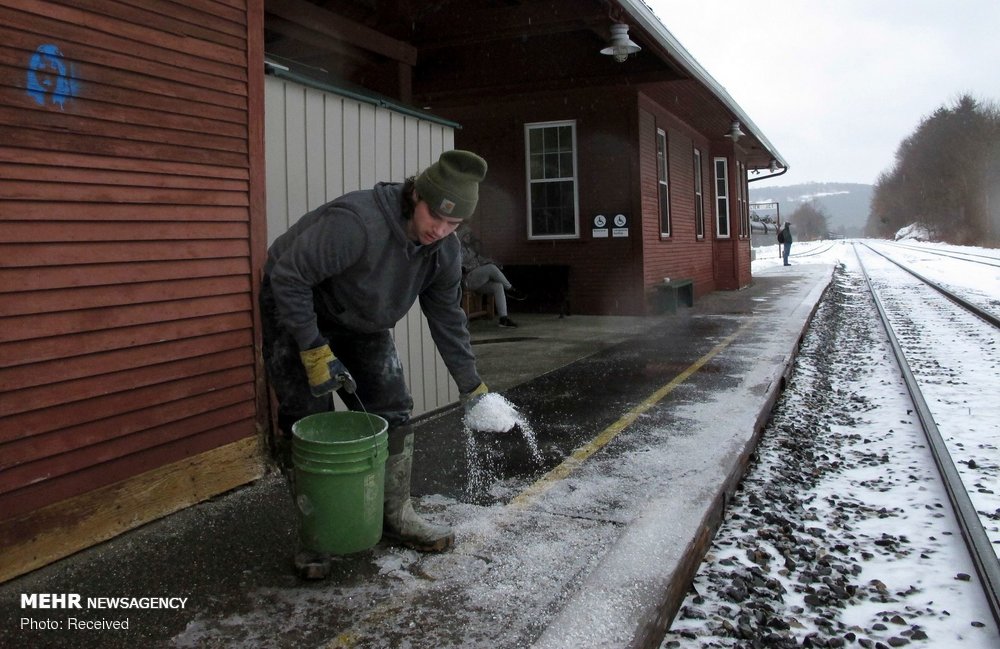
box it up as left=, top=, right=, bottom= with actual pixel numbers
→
left=508, top=323, right=747, bottom=510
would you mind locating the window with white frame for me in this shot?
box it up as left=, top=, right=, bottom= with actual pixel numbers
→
left=525, top=121, right=579, bottom=238
left=693, top=148, right=705, bottom=239
left=736, top=161, right=747, bottom=237
left=740, top=164, right=751, bottom=237
left=714, top=157, right=730, bottom=238
left=657, top=128, right=670, bottom=237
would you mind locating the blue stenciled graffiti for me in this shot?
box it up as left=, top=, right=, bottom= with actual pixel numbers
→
left=26, top=44, right=79, bottom=109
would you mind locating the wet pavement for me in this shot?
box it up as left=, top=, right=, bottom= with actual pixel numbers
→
left=1, top=264, right=833, bottom=649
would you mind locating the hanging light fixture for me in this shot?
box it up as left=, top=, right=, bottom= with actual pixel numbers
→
left=725, top=120, right=745, bottom=143
left=600, top=23, right=641, bottom=63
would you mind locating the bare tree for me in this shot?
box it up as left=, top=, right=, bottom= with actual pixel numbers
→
left=787, top=201, right=830, bottom=241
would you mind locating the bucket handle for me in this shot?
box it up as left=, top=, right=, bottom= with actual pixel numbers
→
left=336, top=392, right=382, bottom=440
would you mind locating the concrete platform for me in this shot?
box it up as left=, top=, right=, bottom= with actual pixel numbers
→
left=1, top=264, right=833, bottom=649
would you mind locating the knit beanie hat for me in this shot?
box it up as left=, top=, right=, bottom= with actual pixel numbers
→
left=415, top=150, right=488, bottom=220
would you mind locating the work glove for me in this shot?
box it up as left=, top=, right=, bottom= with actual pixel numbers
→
left=460, top=382, right=489, bottom=412
left=299, top=344, right=357, bottom=396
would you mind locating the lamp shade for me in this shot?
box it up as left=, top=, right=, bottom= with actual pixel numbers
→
left=725, top=120, right=746, bottom=142
left=600, top=23, right=641, bottom=63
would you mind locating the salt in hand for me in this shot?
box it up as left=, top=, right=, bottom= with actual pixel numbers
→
left=463, top=392, right=522, bottom=433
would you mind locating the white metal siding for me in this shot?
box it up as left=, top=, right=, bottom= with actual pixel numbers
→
left=263, top=75, right=459, bottom=416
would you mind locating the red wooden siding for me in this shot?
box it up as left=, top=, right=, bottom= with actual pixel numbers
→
left=638, top=99, right=716, bottom=306
left=0, top=0, right=259, bottom=520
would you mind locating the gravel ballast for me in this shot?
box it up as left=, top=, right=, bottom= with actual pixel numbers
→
left=660, top=264, right=998, bottom=648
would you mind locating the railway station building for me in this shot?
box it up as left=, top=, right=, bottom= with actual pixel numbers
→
left=0, top=0, right=787, bottom=580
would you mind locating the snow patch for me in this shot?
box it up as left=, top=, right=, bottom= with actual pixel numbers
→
left=894, top=222, right=932, bottom=241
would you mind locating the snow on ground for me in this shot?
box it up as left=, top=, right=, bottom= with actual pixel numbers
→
left=661, top=239, right=1000, bottom=648
left=858, top=245, right=1000, bottom=553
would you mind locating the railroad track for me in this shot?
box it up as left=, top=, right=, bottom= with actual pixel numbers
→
left=788, top=241, right=839, bottom=258
left=880, top=240, right=1000, bottom=269
left=862, top=241, right=1000, bottom=326
left=853, top=242, right=1000, bottom=627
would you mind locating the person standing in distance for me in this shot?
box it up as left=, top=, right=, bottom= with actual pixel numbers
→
left=778, top=222, right=793, bottom=266
left=260, top=150, right=491, bottom=571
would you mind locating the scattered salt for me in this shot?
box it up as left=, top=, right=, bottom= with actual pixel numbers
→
left=462, top=393, right=544, bottom=498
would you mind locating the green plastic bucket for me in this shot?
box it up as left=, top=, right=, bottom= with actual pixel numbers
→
left=291, top=411, right=389, bottom=555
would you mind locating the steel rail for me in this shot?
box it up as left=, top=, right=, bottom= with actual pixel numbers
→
left=861, top=242, right=1000, bottom=329
left=879, top=240, right=1000, bottom=269
left=852, top=243, right=1000, bottom=628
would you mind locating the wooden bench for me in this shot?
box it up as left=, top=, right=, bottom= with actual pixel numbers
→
left=462, top=287, right=495, bottom=320
left=652, top=278, right=694, bottom=314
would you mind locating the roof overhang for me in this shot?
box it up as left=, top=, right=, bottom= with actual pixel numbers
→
left=263, top=0, right=787, bottom=174
left=616, top=0, right=788, bottom=172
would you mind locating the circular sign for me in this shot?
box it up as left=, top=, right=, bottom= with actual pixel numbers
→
left=594, top=214, right=607, bottom=228
left=614, top=214, right=627, bottom=227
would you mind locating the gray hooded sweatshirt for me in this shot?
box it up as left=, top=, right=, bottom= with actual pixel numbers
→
left=264, top=182, right=481, bottom=393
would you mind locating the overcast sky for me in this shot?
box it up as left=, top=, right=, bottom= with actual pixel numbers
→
left=644, top=0, right=1000, bottom=188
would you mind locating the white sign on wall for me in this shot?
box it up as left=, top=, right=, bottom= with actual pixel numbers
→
left=592, top=214, right=609, bottom=238
left=612, top=213, right=629, bottom=238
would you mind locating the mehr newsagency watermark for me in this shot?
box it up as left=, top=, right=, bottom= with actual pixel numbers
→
left=19, top=593, right=188, bottom=631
